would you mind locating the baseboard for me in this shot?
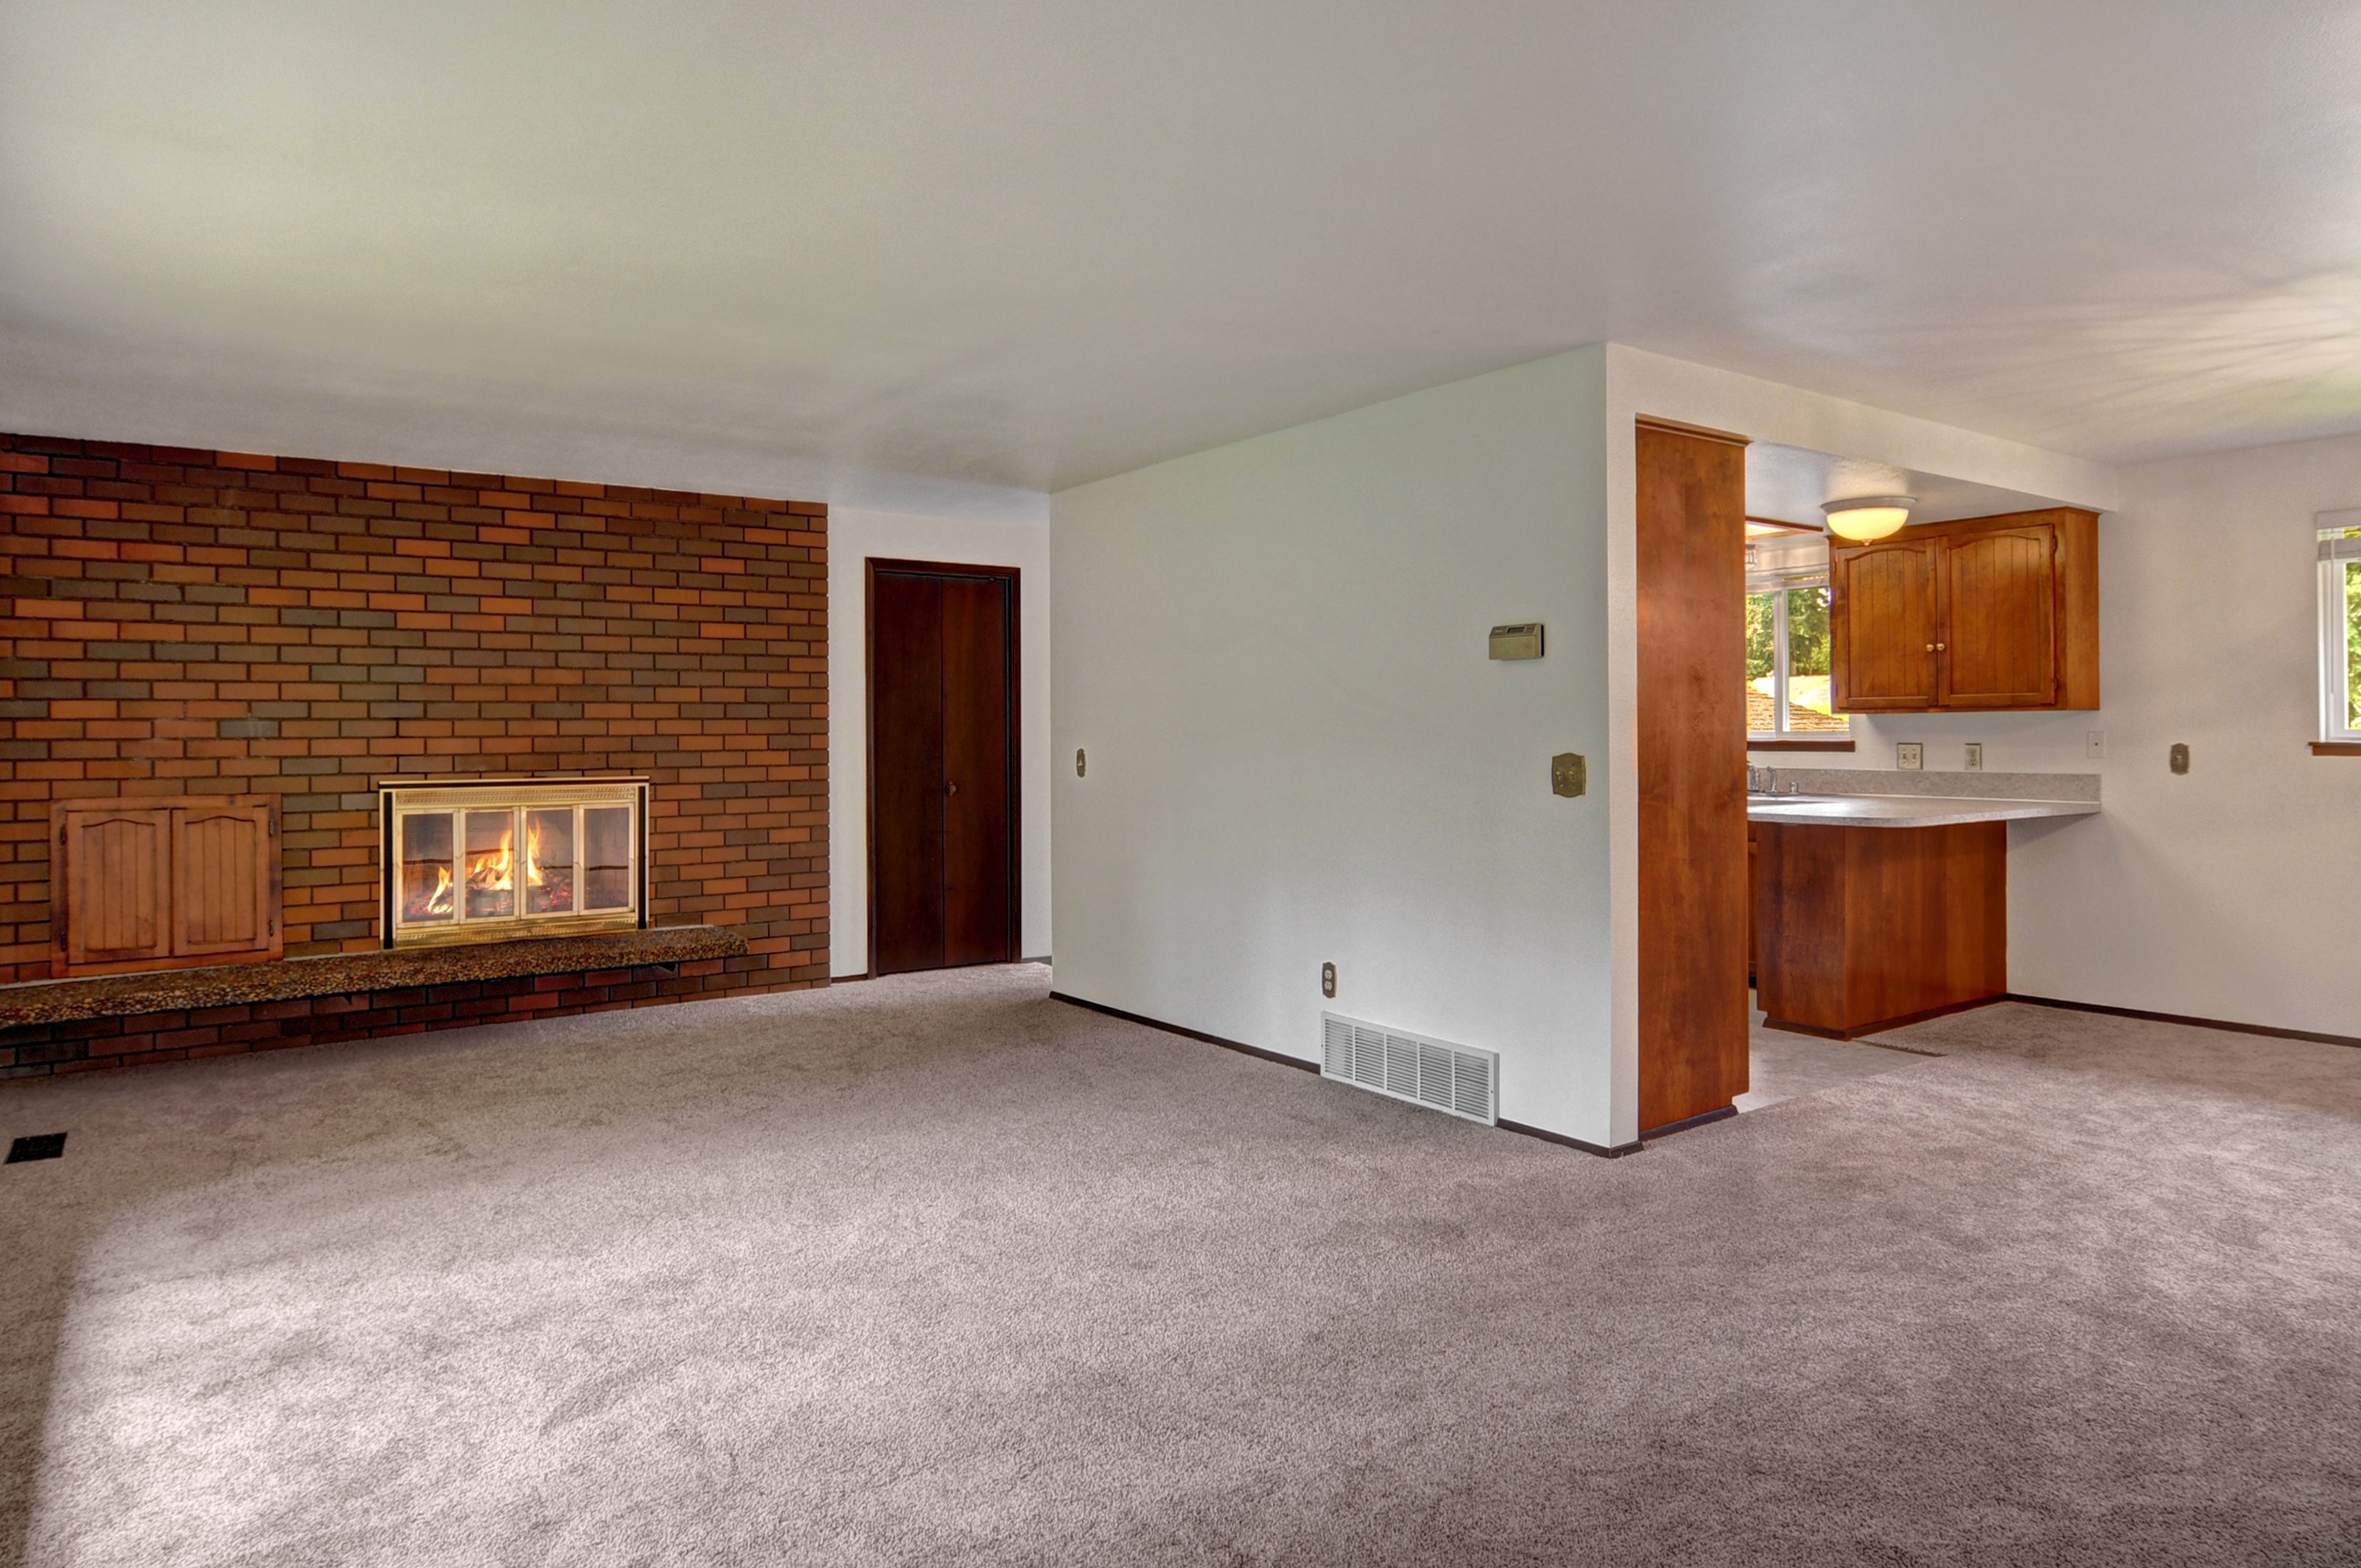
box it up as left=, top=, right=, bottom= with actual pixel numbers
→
left=2005, top=993, right=2361, bottom=1050
left=1048, top=992, right=1319, bottom=1073
left=1639, top=1105, right=1738, bottom=1141
left=1021, top=955, right=1052, bottom=966
left=1496, top=1118, right=1645, bottom=1158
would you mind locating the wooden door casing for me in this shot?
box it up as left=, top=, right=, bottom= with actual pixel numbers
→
left=866, top=559, right=1020, bottom=978
left=1830, top=539, right=1940, bottom=710
left=1636, top=417, right=1751, bottom=1134
left=1938, top=523, right=2058, bottom=708
left=52, top=794, right=282, bottom=976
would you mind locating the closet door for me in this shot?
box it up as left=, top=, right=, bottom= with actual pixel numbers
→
left=867, top=562, right=1020, bottom=976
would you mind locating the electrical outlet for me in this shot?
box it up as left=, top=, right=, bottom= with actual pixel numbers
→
left=1896, top=742, right=1923, bottom=771
left=2086, top=730, right=2108, bottom=760
left=1320, top=962, right=1337, bottom=999
left=1964, top=742, right=1983, bottom=771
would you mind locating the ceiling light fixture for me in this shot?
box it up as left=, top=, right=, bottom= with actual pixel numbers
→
left=1822, top=496, right=1915, bottom=542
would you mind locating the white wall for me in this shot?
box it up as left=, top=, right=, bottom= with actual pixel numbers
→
left=1052, top=349, right=1616, bottom=1144
left=827, top=508, right=1053, bottom=978
left=1902, top=434, right=2352, bottom=1036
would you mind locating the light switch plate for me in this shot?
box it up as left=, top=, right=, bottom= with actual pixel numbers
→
left=1964, top=742, right=1983, bottom=770
left=1896, top=742, right=1923, bottom=771
left=1551, top=752, right=1586, bottom=796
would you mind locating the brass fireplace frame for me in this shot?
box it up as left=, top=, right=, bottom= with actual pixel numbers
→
left=377, top=775, right=650, bottom=948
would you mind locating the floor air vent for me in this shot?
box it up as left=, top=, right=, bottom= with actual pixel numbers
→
left=1320, top=1013, right=1498, bottom=1125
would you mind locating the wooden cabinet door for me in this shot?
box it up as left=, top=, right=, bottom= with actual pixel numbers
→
left=1938, top=523, right=2058, bottom=708
left=59, top=807, right=173, bottom=968
left=53, top=794, right=280, bottom=976
left=173, top=802, right=277, bottom=956
left=1831, top=540, right=1940, bottom=709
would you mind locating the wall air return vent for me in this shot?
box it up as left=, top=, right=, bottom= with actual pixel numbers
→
left=1320, top=1012, right=1498, bottom=1125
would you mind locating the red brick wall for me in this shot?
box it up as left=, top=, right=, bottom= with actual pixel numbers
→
left=0, top=431, right=827, bottom=993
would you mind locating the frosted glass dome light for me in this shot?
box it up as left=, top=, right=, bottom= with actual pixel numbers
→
left=1822, top=496, right=1914, bottom=542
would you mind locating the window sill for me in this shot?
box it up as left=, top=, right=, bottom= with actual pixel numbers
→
left=2310, top=741, right=2361, bottom=755
left=1747, top=738, right=1857, bottom=752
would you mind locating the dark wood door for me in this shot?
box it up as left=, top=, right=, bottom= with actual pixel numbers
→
left=1831, top=539, right=1941, bottom=710
left=1636, top=418, right=1750, bottom=1133
left=1938, top=523, right=2058, bottom=708
left=868, top=561, right=1019, bottom=976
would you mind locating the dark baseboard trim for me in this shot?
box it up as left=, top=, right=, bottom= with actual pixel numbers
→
left=1639, top=1104, right=1738, bottom=1141
left=1497, top=1118, right=1644, bottom=1158
left=1763, top=994, right=2004, bottom=1041
left=2005, top=993, right=2361, bottom=1050
left=1048, top=991, right=1319, bottom=1073
left=829, top=972, right=873, bottom=984
left=1747, top=739, right=1857, bottom=752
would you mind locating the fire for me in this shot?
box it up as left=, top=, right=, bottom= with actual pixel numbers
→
left=523, top=816, right=545, bottom=888
left=468, top=823, right=513, bottom=893
left=426, top=865, right=453, bottom=916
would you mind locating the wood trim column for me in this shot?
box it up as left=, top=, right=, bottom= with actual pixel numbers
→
left=1636, top=418, right=1750, bottom=1131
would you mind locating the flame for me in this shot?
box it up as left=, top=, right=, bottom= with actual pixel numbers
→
left=523, top=816, right=545, bottom=888
left=426, top=865, right=453, bottom=916
left=468, top=822, right=514, bottom=893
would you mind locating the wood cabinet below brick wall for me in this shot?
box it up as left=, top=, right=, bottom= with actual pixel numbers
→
left=52, top=796, right=282, bottom=977
left=1830, top=508, right=2099, bottom=713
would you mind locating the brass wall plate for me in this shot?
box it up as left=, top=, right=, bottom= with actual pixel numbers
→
left=1551, top=752, right=1586, bottom=797
left=2169, top=742, right=2189, bottom=774
left=1490, top=623, right=1544, bottom=661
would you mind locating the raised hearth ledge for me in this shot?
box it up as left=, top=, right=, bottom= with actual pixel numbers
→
left=0, top=926, right=750, bottom=1028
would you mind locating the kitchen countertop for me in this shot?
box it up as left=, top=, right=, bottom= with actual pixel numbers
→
left=1746, top=794, right=2103, bottom=829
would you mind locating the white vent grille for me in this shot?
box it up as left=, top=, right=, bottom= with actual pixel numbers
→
left=1320, top=1012, right=1498, bottom=1125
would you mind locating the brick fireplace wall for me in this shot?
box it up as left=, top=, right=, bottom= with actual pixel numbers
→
left=0, top=431, right=827, bottom=1014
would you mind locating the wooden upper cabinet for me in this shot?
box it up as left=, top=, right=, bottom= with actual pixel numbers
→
left=53, top=794, right=282, bottom=976
left=1831, top=539, right=1941, bottom=710
left=1831, top=507, right=2099, bottom=713
left=1940, top=524, right=2057, bottom=708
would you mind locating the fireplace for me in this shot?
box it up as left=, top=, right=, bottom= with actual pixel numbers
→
left=379, top=777, right=649, bottom=948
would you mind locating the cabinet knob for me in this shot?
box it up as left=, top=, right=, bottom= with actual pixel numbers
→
left=1937, top=642, right=1945, bottom=651
left=1925, top=644, right=1934, bottom=652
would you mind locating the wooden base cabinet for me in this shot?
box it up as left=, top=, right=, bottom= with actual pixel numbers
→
left=1753, top=821, right=2006, bottom=1039
left=1831, top=508, right=2098, bottom=714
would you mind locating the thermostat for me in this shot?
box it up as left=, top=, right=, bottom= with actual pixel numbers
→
left=1490, top=623, right=1544, bottom=660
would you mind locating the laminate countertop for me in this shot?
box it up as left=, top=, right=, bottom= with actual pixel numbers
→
left=1746, top=794, right=2103, bottom=829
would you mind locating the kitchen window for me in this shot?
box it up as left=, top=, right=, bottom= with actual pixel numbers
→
left=2319, top=523, right=2361, bottom=742
left=1747, top=574, right=1852, bottom=742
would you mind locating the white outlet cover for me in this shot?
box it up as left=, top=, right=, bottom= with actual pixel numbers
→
left=2086, top=730, right=2108, bottom=759
left=1964, top=742, right=1984, bottom=769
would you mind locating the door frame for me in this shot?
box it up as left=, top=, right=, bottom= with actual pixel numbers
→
left=863, top=557, right=1023, bottom=978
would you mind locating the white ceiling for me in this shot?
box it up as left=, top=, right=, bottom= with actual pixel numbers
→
left=5, top=1, right=2361, bottom=507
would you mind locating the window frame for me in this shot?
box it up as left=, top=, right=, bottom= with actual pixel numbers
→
left=1747, top=578, right=1853, bottom=744
left=2319, top=532, right=2361, bottom=744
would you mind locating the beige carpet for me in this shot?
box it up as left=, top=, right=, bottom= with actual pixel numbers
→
left=1, top=966, right=2357, bottom=1567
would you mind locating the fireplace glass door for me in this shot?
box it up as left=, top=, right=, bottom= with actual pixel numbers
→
left=382, top=778, right=647, bottom=947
